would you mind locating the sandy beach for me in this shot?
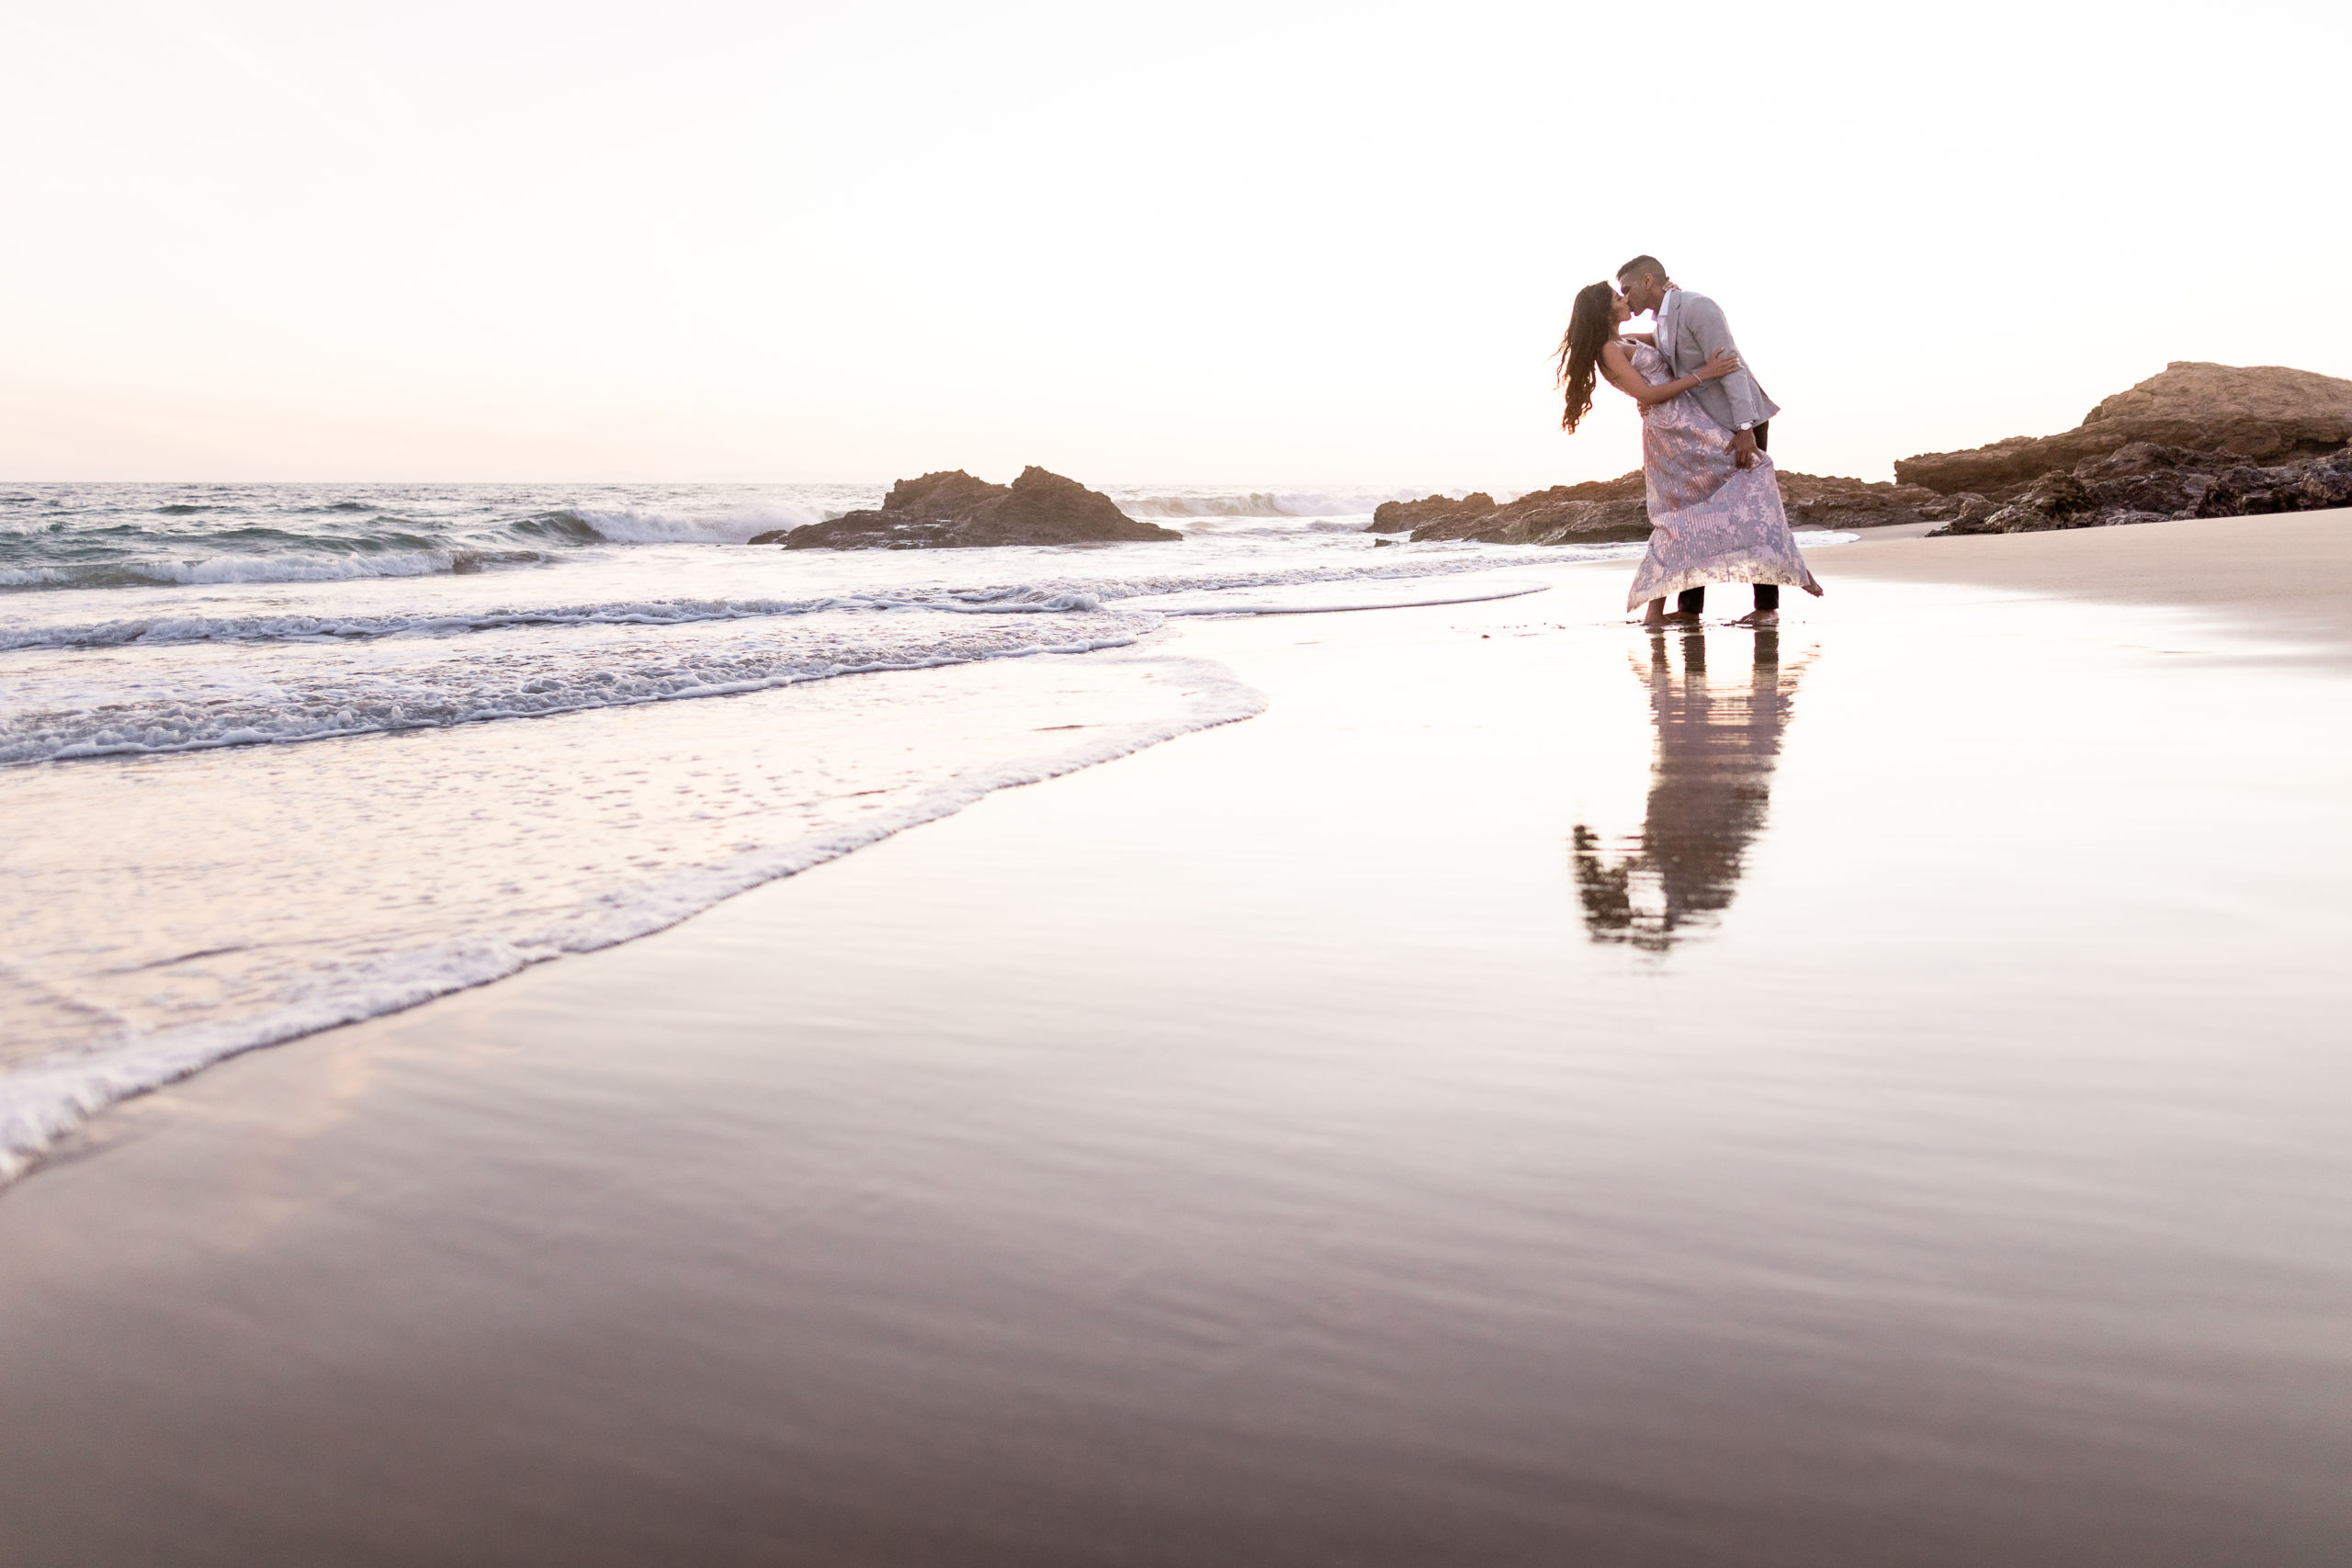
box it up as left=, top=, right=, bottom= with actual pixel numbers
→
left=1821, top=509, right=2352, bottom=665
left=4, top=512, right=2350, bottom=1566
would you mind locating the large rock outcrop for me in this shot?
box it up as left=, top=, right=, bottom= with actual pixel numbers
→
left=1372, top=469, right=1940, bottom=545
left=1927, top=441, right=2352, bottom=536
left=759, top=468, right=1182, bottom=550
left=1896, top=363, right=2352, bottom=499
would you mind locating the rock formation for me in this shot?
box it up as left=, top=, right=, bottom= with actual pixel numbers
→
left=1366, top=492, right=1496, bottom=534
left=1777, top=472, right=1946, bottom=531
left=1926, top=441, right=2352, bottom=536
left=1370, top=470, right=1940, bottom=545
left=1376, top=475, right=1650, bottom=546
left=1896, top=363, right=2352, bottom=498
left=754, top=468, right=1182, bottom=550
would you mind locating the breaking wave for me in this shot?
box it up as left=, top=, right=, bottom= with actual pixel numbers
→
left=1114, top=488, right=1444, bottom=519
left=0, top=547, right=557, bottom=592
left=0, top=491, right=849, bottom=592
left=0, top=608, right=1164, bottom=767
left=0, top=554, right=1567, bottom=655
left=557, top=503, right=830, bottom=545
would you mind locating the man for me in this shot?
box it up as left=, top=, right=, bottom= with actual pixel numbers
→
left=1617, top=255, right=1785, bottom=619
left=1615, top=256, right=1777, bottom=471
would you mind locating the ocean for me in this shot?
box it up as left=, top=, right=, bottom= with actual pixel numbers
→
left=3, top=479, right=1831, bottom=1181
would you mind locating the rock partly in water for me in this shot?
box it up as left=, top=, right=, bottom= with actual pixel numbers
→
left=769, top=468, right=1182, bottom=550
left=1385, top=474, right=1651, bottom=546
left=1927, top=441, right=2352, bottom=536
left=1374, top=469, right=1940, bottom=546
left=1896, top=362, right=2352, bottom=499
left=1367, top=492, right=1493, bottom=534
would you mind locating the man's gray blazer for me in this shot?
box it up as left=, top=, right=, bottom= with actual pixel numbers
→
left=1657, top=288, right=1780, bottom=434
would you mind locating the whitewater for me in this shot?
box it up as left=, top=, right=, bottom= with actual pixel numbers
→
left=0, top=479, right=1852, bottom=1180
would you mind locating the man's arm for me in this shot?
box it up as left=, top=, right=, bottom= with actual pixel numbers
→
left=1600, top=339, right=1740, bottom=408
left=1675, top=295, right=1771, bottom=432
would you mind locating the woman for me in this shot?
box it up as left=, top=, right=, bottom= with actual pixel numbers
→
left=1555, top=281, right=1822, bottom=626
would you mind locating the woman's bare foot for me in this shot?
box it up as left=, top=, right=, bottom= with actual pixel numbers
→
left=1640, top=598, right=1668, bottom=626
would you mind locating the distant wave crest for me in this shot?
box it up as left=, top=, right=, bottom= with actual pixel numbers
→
left=561, top=503, right=831, bottom=545
left=0, top=548, right=555, bottom=592
left=0, top=498, right=849, bottom=592
left=1114, top=489, right=1419, bottom=520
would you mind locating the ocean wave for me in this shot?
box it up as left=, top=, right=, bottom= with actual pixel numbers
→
left=1114, top=489, right=1419, bottom=519
left=0, top=547, right=554, bottom=592
left=0, top=592, right=903, bottom=652
left=0, top=588, right=1145, bottom=653
left=0, top=570, right=1559, bottom=771
left=563, top=503, right=831, bottom=545
left=0, top=552, right=1560, bottom=653
left=10, top=599, right=701, bottom=650
left=0, top=610, right=1162, bottom=767
left=0, top=503, right=852, bottom=592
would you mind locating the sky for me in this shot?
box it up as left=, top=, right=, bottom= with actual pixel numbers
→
left=2, top=0, right=2346, bottom=488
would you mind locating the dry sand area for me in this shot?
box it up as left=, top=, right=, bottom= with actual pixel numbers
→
left=2, top=510, right=2348, bottom=1568
left=1820, top=507, right=2352, bottom=664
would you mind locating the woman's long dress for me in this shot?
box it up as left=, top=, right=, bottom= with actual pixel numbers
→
left=1623, top=340, right=1820, bottom=612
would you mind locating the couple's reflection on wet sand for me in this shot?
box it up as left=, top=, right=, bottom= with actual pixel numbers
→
left=1573, top=625, right=1809, bottom=952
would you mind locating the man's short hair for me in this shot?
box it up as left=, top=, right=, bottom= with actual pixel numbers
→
left=1616, top=254, right=1667, bottom=282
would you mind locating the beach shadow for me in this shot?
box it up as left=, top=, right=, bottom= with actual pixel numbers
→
left=1572, top=626, right=1809, bottom=952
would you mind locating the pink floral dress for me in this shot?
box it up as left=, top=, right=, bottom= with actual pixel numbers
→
left=1622, top=340, right=1821, bottom=612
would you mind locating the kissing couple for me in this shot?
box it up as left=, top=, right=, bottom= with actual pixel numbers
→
left=1555, top=256, right=1822, bottom=626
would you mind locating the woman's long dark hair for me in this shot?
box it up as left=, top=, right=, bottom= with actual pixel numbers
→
left=1554, top=281, right=1617, bottom=434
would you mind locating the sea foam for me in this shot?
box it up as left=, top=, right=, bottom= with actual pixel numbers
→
left=0, top=651, right=1266, bottom=1183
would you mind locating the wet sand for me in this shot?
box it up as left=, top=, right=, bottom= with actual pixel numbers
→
left=3, top=512, right=2350, bottom=1566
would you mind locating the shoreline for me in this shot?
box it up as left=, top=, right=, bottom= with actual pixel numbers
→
left=2, top=510, right=2348, bottom=1566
